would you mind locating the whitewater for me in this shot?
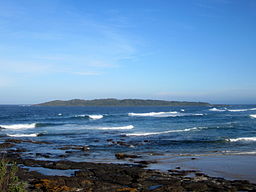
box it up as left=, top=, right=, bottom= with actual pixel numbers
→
left=0, top=105, right=256, bottom=162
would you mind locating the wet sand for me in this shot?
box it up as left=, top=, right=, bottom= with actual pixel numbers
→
left=147, top=154, right=256, bottom=184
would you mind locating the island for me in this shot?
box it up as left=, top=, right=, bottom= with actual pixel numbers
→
left=35, top=98, right=211, bottom=106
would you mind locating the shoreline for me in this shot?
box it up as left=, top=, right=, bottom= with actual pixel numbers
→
left=2, top=139, right=256, bottom=191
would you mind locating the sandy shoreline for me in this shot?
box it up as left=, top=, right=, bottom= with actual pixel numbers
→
left=1, top=138, right=256, bottom=191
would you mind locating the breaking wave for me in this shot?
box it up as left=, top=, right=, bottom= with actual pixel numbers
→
left=126, top=127, right=199, bottom=136
left=74, top=114, right=103, bottom=120
left=0, top=123, right=37, bottom=130
left=97, top=125, right=134, bottom=130
left=250, top=114, right=256, bottom=118
left=209, top=108, right=226, bottom=112
left=226, top=137, right=256, bottom=142
left=210, top=107, right=256, bottom=112
left=128, top=111, right=178, bottom=117
left=89, top=115, right=103, bottom=120
left=0, top=123, right=63, bottom=129
left=7, top=133, right=39, bottom=137
left=128, top=111, right=204, bottom=118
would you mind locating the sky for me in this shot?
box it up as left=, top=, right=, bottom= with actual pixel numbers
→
left=0, top=0, right=256, bottom=104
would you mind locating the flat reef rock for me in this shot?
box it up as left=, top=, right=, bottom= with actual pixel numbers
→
left=3, top=152, right=256, bottom=192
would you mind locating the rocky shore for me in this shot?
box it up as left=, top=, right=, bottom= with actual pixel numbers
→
left=1, top=139, right=256, bottom=192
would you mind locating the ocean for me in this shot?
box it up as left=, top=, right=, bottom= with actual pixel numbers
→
left=1, top=105, right=256, bottom=163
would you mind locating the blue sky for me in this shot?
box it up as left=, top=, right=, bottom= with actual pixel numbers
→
left=0, top=0, right=256, bottom=104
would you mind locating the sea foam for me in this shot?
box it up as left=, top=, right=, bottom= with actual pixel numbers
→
left=97, top=125, right=134, bottom=130
left=0, top=123, right=37, bottom=130
left=128, top=111, right=178, bottom=117
left=209, top=108, right=226, bottom=112
left=210, top=107, right=256, bottom=112
left=250, top=114, right=256, bottom=118
left=126, top=127, right=198, bottom=136
left=74, top=114, right=103, bottom=120
left=128, top=111, right=202, bottom=118
left=7, top=133, right=39, bottom=137
left=89, top=115, right=103, bottom=120
left=226, top=137, right=256, bottom=142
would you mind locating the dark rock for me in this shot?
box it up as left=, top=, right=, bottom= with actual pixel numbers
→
left=184, top=182, right=208, bottom=192
left=58, top=145, right=90, bottom=151
left=35, top=153, right=51, bottom=158
left=116, top=141, right=130, bottom=147
left=134, top=160, right=157, bottom=165
left=115, top=153, right=139, bottom=159
left=0, top=142, right=15, bottom=148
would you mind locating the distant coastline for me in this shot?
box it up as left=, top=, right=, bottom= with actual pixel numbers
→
left=35, top=98, right=211, bottom=106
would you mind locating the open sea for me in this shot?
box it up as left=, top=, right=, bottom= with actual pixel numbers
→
left=1, top=105, right=256, bottom=163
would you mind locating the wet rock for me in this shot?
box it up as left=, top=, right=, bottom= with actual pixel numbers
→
left=35, top=153, right=51, bottom=158
left=0, top=142, right=15, bottom=148
left=58, top=145, right=90, bottom=151
left=4, top=149, right=256, bottom=192
left=115, top=153, right=139, bottom=159
left=134, top=160, right=157, bottom=165
left=184, top=182, right=208, bottom=192
left=54, top=161, right=72, bottom=170
left=58, top=154, right=68, bottom=158
left=195, top=172, right=206, bottom=177
left=116, top=141, right=130, bottom=147
left=5, top=139, right=23, bottom=143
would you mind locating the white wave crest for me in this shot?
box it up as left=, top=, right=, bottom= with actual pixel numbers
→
left=126, top=127, right=198, bottom=136
left=228, top=109, right=248, bottom=112
left=97, top=125, right=134, bottom=130
left=7, top=133, right=39, bottom=137
left=128, top=111, right=178, bottom=117
left=223, top=151, right=256, bottom=155
left=74, top=114, right=103, bottom=120
left=226, top=137, right=256, bottom=142
left=210, top=107, right=256, bottom=112
left=228, top=108, right=256, bottom=112
left=0, top=123, right=36, bottom=130
left=129, top=111, right=204, bottom=118
left=209, top=108, right=226, bottom=112
left=89, top=115, right=103, bottom=120
left=193, top=113, right=204, bottom=116
left=250, top=114, right=256, bottom=118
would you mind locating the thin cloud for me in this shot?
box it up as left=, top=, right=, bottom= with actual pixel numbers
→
left=73, top=71, right=102, bottom=76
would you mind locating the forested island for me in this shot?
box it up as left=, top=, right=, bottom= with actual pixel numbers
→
left=35, top=98, right=210, bottom=106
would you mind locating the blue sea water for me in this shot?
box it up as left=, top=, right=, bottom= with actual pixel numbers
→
left=0, top=105, right=256, bottom=162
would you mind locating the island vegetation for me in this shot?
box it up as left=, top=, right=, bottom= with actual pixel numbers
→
left=35, top=98, right=210, bottom=107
